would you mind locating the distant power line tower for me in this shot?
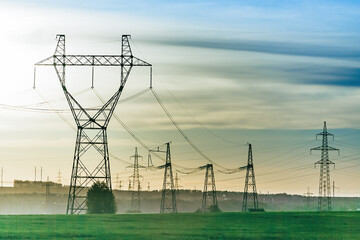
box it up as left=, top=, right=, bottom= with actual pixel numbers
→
left=128, top=179, right=132, bottom=191
left=35, top=35, right=151, bottom=214
left=1, top=167, right=3, bottom=187
left=156, top=142, right=177, bottom=213
left=311, top=121, right=339, bottom=211
left=115, top=174, right=122, bottom=190
left=175, top=172, right=181, bottom=197
left=127, top=147, right=144, bottom=213
left=147, top=152, right=153, bottom=167
left=303, top=187, right=313, bottom=211
left=242, top=143, right=259, bottom=212
left=201, top=164, right=218, bottom=212
left=57, top=170, right=62, bottom=184
left=175, top=172, right=179, bottom=190
left=42, top=177, right=54, bottom=213
left=333, top=181, right=339, bottom=198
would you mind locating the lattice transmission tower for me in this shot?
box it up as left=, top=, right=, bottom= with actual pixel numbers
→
left=242, top=143, right=259, bottom=212
left=310, top=121, right=339, bottom=211
left=201, top=164, right=218, bottom=212
left=42, top=176, right=54, bottom=213
left=156, top=142, right=177, bottom=213
left=175, top=172, right=182, bottom=198
left=303, top=187, right=313, bottom=211
left=35, top=35, right=151, bottom=214
left=57, top=170, right=62, bottom=184
left=127, top=147, right=144, bottom=213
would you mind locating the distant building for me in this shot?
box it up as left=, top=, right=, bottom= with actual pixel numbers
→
left=0, top=180, right=68, bottom=195
left=14, top=180, right=62, bottom=188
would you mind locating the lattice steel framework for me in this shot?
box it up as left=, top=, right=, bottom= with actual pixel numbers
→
left=159, top=142, right=177, bottom=213
left=311, top=121, right=339, bottom=211
left=128, top=147, right=144, bottom=213
left=42, top=177, right=54, bottom=213
left=242, top=143, right=259, bottom=212
left=303, top=187, right=313, bottom=211
left=201, top=164, right=218, bottom=212
left=35, top=35, right=151, bottom=214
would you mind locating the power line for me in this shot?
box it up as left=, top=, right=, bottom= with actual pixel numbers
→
left=151, top=88, right=231, bottom=170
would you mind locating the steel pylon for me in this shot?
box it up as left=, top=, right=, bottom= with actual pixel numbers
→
left=311, top=121, right=339, bottom=211
left=159, top=142, right=177, bottom=213
left=201, top=164, right=218, bottom=212
left=242, top=143, right=259, bottom=212
left=35, top=35, right=151, bottom=214
left=128, top=147, right=144, bottom=213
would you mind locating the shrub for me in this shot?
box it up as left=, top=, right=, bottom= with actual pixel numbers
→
left=86, top=181, right=117, bottom=214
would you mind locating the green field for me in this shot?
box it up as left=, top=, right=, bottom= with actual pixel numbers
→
left=0, top=212, right=359, bottom=239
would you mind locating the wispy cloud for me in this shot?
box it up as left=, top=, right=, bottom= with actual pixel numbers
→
left=149, top=38, right=360, bottom=59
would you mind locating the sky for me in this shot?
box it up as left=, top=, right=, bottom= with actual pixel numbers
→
left=0, top=0, right=359, bottom=196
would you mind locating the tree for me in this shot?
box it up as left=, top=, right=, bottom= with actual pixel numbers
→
left=207, top=204, right=221, bottom=213
left=86, top=181, right=117, bottom=214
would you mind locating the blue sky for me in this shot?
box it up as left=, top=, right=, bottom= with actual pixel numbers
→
left=0, top=0, right=359, bottom=196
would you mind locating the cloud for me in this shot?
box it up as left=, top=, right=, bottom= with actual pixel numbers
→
left=301, top=67, right=360, bottom=87
left=149, top=38, right=360, bottom=59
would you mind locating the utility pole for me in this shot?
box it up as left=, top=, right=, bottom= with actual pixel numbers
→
left=157, top=142, right=177, bottom=213
left=242, top=143, right=259, bottom=212
left=127, top=147, right=144, bottom=213
left=147, top=182, right=150, bottom=191
left=35, top=167, right=36, bottom=181
left=128, top=179, right=132, bottom=191
left=303, top=187, right=313, bottom=211
left=41, top=167, right=43, bottom=182
left=35, top=35, right=151, bottom=214
left=201, top=164, right=218, bottom=212
left=311, top=121, right=339, bottom=211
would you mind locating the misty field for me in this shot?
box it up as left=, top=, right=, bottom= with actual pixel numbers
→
left=0, top=212, right=359, bottom=239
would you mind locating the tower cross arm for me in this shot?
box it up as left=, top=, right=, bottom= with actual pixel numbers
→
left=126, top=164, right=147, bottom=169
left=156, top=164, right=166, bottom=169
left=315, top=159, right=335, bottom=165
left=316, top=132, right=334, bottom=140
left=35, top=55, right=151, bottom=67
left=239, top=165, right=248, bottom=171
left=310, top=145, right=339, bottom=154
left=326, top=146, right=339, bottom=153
left=310, top=146, right=323, bottom=153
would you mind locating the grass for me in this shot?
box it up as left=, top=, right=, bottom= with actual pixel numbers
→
left=0, top=212, right=359, bottom=239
